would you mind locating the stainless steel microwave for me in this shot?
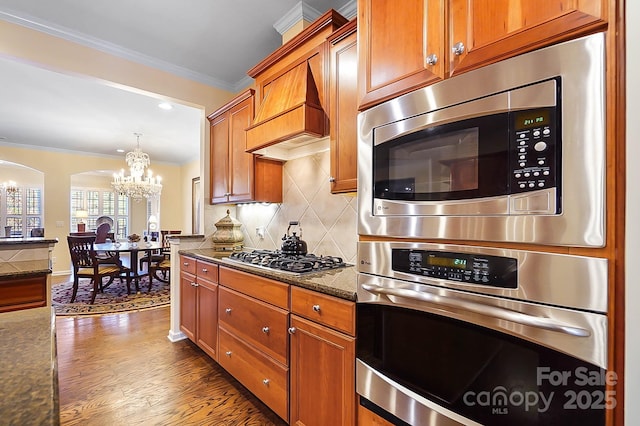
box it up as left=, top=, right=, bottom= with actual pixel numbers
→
left=358, top=33, right=606, bottom=247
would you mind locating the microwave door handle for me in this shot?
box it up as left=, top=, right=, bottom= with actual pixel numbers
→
left=360, top=283, right=591, bottom=338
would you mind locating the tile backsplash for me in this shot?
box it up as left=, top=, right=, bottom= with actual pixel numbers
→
left=236, top=151, right=358, bottom=263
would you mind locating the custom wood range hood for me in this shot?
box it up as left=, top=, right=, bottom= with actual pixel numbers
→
left=245, top=9, right=347, bottom=160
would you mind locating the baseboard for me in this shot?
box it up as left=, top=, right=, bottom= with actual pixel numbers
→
left=167, top=330, right=187, bottom=342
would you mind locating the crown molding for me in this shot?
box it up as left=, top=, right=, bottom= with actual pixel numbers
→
left=273, top=1, right=322, bottom=35
left=0, top=8, right=238, bottom=92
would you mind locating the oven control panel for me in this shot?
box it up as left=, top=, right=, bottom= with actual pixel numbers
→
left=391, top=249, right=517, bottom=288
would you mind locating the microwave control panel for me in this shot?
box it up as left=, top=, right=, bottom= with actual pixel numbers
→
left=510, top=106, right=558, bottom=197
left=391, top=249, right=517, bottom=288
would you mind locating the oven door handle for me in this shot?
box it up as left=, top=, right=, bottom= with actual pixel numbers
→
left=361, top=283, right=591, bottom=337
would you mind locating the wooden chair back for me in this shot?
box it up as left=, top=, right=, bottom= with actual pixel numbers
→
left=95, top=223, right=111, bottom=243
left=67, top=235, right=97, bottom=270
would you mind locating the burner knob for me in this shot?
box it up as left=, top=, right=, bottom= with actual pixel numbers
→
left=312, top=304, right=321, bottom=312
left=262, top=326, right=270, bottom=334
left=288, top=327, right=297, bottom=334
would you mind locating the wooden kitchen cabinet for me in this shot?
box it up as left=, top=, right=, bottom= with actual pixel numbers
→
left=218, top=266, right=290, bottom=422
left=328, top=18, right=358, bottom=193
left=0, top=274, right=47, bottom=313
left=179, top=256, right=219, bottom=360
left=289, top=287, right=356, bottom=426
left=357, top=0, right=606, bottom=110
left=207, top=89, right=283, bottom=204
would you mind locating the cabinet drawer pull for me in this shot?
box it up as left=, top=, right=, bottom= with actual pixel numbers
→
left=452, top=41, right=465, bottom=56
left=225, top=351, right=232, bottom=357
left=426, top=53, right=438, bottom=65
left=201, top=268, right=208, bottom=273
left=262, top=379, right=270, bottom=386
left=183, top=262, right=189, bottom=266
left=262, top=326, right=270, bottom=334
left=312, top=304, right=321, bottom=312
left=225, top=308, right=232, bottom=314
left=191, top=282, right=198, bottom=287
left=288, top=327, right=296, bottom=334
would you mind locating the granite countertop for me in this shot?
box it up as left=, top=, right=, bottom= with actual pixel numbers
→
left=0, top=260, right=51, bottom=279
left=180, top=249, right=357, bottom=301
left=0, top=307, right=59, bottom=425
left=0, top=237, right=59, bottom=246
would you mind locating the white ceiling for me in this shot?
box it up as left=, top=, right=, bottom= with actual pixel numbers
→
left=0, top=0, right=353, bottom=165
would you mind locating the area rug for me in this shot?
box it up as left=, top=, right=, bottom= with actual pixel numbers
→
left=52, top=275, right=170, bottom=316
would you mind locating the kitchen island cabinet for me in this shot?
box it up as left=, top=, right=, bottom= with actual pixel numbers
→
left=179, top=256, right=219, bottom=360
left=357, top=0, right=607, bottom=110
left=289, top=286, right=355, bottom=426
left=207, top=89, right=283, bottom=204
left=0, top=273, right=48, bottom=313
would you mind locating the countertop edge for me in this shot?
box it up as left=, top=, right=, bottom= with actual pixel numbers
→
left=179, top=249, right=357, bottom=302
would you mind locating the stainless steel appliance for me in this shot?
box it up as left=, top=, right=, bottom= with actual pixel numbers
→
left=226, top=249, right=347, bottom=275
left=357, top=33, right=606, bottom=247
left=356, top=241, right=609, bottom=425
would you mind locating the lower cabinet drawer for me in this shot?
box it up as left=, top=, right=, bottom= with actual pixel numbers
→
left=219, top=327, right=288, bottom=421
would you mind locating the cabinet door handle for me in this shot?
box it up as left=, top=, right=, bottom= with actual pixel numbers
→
left=426, top=53, right=438, bottom=65
left=201, top=268, right=208, bottom=273
left=452, top=42, right=465, bottom=56
left=183, top=262, right=189, bottom=266
left=329, top=176, right=336, bottom=183
left=262, top=379, right=270, bottom=386
left=225, top=351, right=232, bottom=357
left=191, top=282, right=198, bottom=287
left=225, top=308, right=232, bottom=314
left=262, top=326, right=270, bottom=334
left=312, top=304, right=321, bottom=312
left=288, top=327, right=296, bottom=334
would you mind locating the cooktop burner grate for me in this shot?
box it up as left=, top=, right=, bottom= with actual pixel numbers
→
left=227, top=250, right=347, bottom=274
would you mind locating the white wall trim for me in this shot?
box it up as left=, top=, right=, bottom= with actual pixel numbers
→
left=0, top=8, right=237, bottom=92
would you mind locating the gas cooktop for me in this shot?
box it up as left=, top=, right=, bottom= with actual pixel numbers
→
left=226, top=249, right=348, bottom=275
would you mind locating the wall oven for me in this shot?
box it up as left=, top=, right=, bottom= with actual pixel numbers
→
left=356, top=241, right=610, bottom=425
left=357, top=33, right=606, bottom=247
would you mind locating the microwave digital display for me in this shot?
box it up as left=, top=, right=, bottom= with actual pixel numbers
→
left=514, top=109, right=550, bottom=131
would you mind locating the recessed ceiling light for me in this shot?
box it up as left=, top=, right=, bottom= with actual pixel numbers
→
left=116, top=149, right=125, bottom=153
left=158, top=102, right=173, bottom=110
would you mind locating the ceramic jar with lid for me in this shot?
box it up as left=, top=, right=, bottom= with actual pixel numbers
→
left=212, top=209, right=244, bottom=253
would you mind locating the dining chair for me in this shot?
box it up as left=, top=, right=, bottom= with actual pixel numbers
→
left=139, top=230, right=180, bottom=270
left=67, top=235, right=132, bottom=304
left=146, top=230, right=180, bottom=289
left=95, top=223, right=111, bottom=243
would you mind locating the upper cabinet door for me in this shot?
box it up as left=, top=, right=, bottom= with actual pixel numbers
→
left=449, top=0, right=606, bottom=76
left=227, top=97, right=255, bottom=203
left=357, top=0, right=445, bottom=111
left=357, top=0, right=606, bottom=111
left=209, top=113, right=230, bottom=204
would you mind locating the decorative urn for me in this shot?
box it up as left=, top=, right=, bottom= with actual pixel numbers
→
left=212, top=209, right=244, bottom=253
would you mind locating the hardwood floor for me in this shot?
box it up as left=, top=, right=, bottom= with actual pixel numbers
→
left=56, top=306, right=287, bottom=425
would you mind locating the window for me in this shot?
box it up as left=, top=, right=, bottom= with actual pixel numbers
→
left=71, top=188, right=128, bottom=239
left=1, top=186, right=43, bottom=236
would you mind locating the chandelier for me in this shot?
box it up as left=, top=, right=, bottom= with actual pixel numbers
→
left=112, top=133, right=162, bottom=200
left=2, top=180, right=18, bottom=194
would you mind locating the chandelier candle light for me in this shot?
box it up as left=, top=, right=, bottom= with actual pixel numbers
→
left=112, top=133, right=162, bottom=200
left=2, top=180, right=17, bottom=194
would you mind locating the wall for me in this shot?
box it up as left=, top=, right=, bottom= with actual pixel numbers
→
left=0, top=144, right=183, bottom=274
left=236, top=151, right=357, bottom=263
left=626, top=1, right=639, bottom=424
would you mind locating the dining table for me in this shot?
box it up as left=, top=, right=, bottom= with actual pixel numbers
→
left=93, top=240, right=164, bottom=289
